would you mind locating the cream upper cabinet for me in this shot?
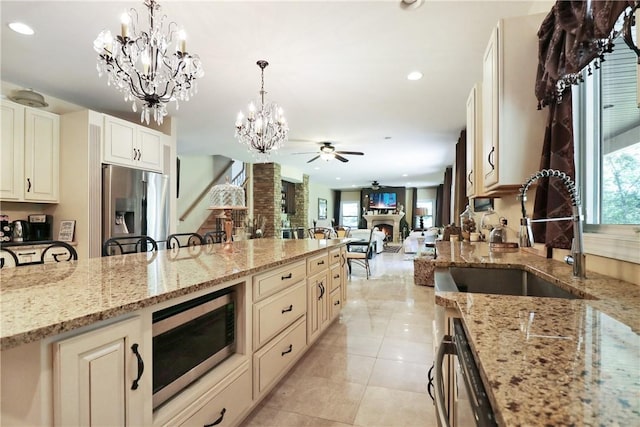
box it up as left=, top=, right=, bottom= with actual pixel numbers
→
left=1, top=100, right=25, bottom=200
left=1, top=100, right=59, bottom=203
left=465, top=84, right=482, bottom=198
left=481, top=14, right=547, bottom=194
left=52, top=316, right=148, bottom=427
left=103, top=115, right=163, bottom=172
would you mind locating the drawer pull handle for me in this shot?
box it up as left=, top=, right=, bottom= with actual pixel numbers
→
left=204, top=408, right=226, bottom=427
left=27, top=178, right=32, bottom=192
left=317, top=260, right=325, bottom=266
left=18, top=251, right=37, bottom=256
left=281, top=273, right=293, bottom=280
left=334, top=300, right=340, bottom=306
left=333, top=274, right=340, bottom=279
left=318, top=283, right=325, bottom=300
left=281, top=344, right=293, bottom=356
left=281, top=304, right=293, bottom=314
left=333, top=254, right=340, bottom=258
left=131, top=343, right=144, bottom=390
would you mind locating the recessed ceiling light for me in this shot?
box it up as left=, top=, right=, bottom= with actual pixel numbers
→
left=399, top=0, right=424, bottom=10
left=336, top=177, right=341, bottom=180
left=407, top=71, right=423, bottom=81
left=8, top=22, right=34, bottom=35
left=314, top=167, right=320, bottom=170
left=352, top=184, right=356, bottom=187
left=406, top=182, right=412, bottom=185
left=402, top=173, right=408, bottom=177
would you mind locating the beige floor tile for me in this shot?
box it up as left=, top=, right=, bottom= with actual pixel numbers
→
left=376, top=336, right=433, bottom=364
left=384, top=320, right=434, bottom=344
left=368, top=358, right=431, bottom=394
left=353, top=386, right=436, bottom=427
left=291, top=345, right=376, bottom=385
left=317, top=330, right=384, bottom=358
left=261, top=374, right=366, bottom=424
left=242, top=405, right=352, bottom=426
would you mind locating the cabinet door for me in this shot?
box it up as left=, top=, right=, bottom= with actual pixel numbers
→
left=53, top=317, right=147, bottom=426
left=24, top=109, right=59, bottom=202
left=0, top=100, right=24, bottom=200
left=465, top=85, right=479, bottom=198
left=104, top=116, right=136, bottom=167
left=137, top=128, right=163, bottom=172
left=307, top=272, right=328, bottom=344
left=482, top=26, right=499, bottom=188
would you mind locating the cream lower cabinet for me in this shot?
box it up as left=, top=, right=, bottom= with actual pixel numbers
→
left=1, top=99, right=59, bottom=202
left=52, top=316, right=148, bottom=426
left=307, top=270, right=329, bottom=344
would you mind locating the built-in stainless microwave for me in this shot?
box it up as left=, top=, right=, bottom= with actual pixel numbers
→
left=152, top=288, right=236, bottom=409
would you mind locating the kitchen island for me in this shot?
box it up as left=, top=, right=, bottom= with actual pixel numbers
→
left=1, top=238, right=348, bottom=426
left=433, top=241, right=640, bottom=426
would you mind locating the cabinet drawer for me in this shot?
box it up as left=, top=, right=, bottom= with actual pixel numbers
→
left=253, top=316, right=307, bottom=395
left=253, top=260, right=306, bottom=301
left=307, top=252, right=329, bottom=276
left=178, top=368, right=251, bottom=427
left=13, top=246, right=42, bottom=264
left=253, top=281, right=306, bottom=350
left=330, top=288, right=342, bottom=320
left=329, top=265, right=342, bottom=293
left=329, top=248, right=341, bottom=265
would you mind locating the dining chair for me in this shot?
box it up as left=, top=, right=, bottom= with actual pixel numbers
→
left=102, top=235, right=158, bottom=256
left=166, top=232, right=204, bottom=249
left=203, top=230, right=227, bottom=244
left=336, top=226, right=351, bottom=238
left=308, top=227, right=331, bottom=239
left=41, top=241, right=78, bottom=263
left=345, top=228, right=375, bottom=279
left=0, top=247, right=18, bottom=269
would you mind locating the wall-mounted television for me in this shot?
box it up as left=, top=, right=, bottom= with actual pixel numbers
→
left=369, top=192, right=397, bottom=209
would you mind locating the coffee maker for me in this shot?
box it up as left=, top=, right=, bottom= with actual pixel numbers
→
left=28, top=214, right=53, bottom=241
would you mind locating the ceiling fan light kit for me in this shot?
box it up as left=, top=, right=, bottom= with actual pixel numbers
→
left=93, top=0, right=204, bottom=125
left=304, top=142, right=364, bottom=164
left=235, top=60, right=289, bottom=160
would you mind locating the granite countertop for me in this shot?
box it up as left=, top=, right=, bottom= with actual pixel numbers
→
left=434, top=241, right=640, bottom=426
left=0, top=238, right=345, bottom=351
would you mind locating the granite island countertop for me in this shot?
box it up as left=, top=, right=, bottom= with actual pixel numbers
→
left=0, top=238, right=345, bottom=351
left=433, top=241, right=640, bottom=426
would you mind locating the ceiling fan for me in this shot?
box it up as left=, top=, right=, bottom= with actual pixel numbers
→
left=370, top=180, right=385, bottom=190
left=296, top=142, right=364, bottom=163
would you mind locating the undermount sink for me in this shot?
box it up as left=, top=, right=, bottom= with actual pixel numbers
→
left=436, top=267, right=581, bottom=299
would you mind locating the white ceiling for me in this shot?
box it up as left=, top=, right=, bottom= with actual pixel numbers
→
left=1, top=0, right=542, bottom=190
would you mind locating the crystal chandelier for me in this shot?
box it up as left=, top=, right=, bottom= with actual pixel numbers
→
left=235, top=60, right=288, bottom=158
left=93, top=0, right=204, bottom=125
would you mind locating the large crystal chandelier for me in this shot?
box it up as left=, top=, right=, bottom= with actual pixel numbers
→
left=235, top=60, right=288, bottom=159
left=93, top=0, right=204, bottom=125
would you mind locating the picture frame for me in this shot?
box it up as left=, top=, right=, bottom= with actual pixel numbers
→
left=318, top=198, right=327, bottom=220
left=58, top=220, right=76, bottom=242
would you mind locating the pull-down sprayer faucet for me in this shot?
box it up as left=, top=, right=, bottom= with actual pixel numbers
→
left=519, top=169, right=586, bottom=278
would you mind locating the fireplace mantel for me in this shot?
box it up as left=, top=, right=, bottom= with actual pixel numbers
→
left=364, top=213, right=405, bottom=243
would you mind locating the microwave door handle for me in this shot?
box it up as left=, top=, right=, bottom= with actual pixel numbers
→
left=435, top=335, right=456, bottom=427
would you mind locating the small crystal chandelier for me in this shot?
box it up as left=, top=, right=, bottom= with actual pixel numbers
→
left=93, top=0, right=204, bottom=125
left=235, top=60, right=288, bottom=159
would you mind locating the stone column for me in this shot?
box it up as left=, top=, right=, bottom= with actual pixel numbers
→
left=289, top=174, right=309, bottom=236
left=252, top=163, right=281, bottom=238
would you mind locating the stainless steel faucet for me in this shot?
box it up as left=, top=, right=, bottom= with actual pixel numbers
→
left=518, top=169, right=586, bottom=278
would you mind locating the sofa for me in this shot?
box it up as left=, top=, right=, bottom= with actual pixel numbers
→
left=349, top=228, right=385, bottom=254
left=403, top=229, right=438, bottom=253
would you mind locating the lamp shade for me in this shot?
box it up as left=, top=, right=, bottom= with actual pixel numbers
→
left=208, top=182, right=247, bottom=210
left=415, top=207, right=427, bottom=216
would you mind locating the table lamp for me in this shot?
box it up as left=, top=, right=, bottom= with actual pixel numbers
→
left=415, top=207, right=427, bottom=236
left=208, top=180, right=247, bottom=245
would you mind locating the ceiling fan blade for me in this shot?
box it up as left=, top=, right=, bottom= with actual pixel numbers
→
left=334, top=154, right=349, bottom=162
left=292, top=151, right=318, bottom=155
left=335, top=151, right=364, bottom=156
left=307, top=155, right=321, bottom=163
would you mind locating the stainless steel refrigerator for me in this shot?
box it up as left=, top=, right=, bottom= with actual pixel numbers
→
left=102, top=164, right=169, bottom=250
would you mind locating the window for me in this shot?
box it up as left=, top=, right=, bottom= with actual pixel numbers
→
left=573, top=15, right=640, bottom=263
left=341, top=201, right=359, bottom=228
left=414, top=201, right=434, bottom=229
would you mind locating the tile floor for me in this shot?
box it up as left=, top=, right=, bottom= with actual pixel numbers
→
left=242, top=251, right=438, bottom=426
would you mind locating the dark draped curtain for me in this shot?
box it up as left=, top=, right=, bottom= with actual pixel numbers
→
left=454, top=131, right=468, bottom=221
left=435, top=185, right=444, bottom=227
left=411, top=187, right=418, bottom=229
left=333, top=190, right=341, bottom=227
left=533, top=0, right=635, bottom=249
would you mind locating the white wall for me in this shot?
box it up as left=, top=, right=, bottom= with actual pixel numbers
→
left=308, top=182, right=334, bottom=228
left=528, top=1, right=553, bottom=14
left=176, top=155, right=218, bottom=233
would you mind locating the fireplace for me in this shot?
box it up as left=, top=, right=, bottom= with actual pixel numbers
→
left=377, top=224, right=393, bottom=242
left=363, top=213, right=404, bottom=243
